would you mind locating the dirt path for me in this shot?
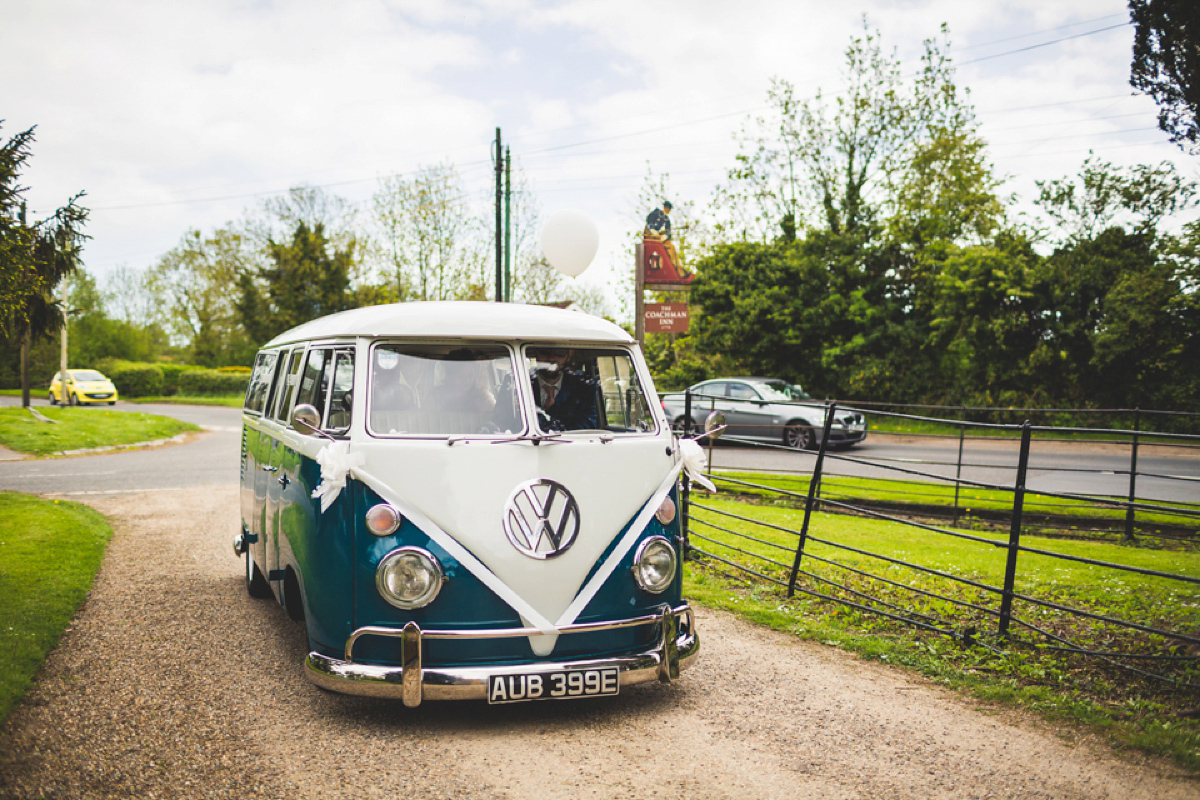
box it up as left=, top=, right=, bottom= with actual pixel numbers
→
left=2, top=487, right=1197, bottom=799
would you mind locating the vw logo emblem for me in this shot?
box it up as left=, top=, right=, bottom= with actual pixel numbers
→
left=502, top=479, right=581, bottom=560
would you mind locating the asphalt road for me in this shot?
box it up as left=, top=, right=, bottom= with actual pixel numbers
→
left=704, top=432, right=1200, bottom=504
left=2, top=398, right=1198, bottom=506
left=0, top=398, right=242, bottom=496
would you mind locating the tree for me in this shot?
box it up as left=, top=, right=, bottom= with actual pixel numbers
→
left=67, top=268, right=164, bottom=365
left=237, top=221, right=354, bottom=344
left=148, top=227, right=257, bottom=366
left=1130, top=0, right=1200, bottom=153
left=715, top=23, right=978, bottom=241
left=369, top=164, right=480, bottom=301
left=1035, top=154, right=1197, bottom=242
left=0, top=123, right=89, bottom=405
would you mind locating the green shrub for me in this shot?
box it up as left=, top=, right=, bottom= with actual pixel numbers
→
left=157, top=363, right=203, bottom=396
left=177, top=369, right=251, bottom=396
left=109, top=364, right=163, bottom=397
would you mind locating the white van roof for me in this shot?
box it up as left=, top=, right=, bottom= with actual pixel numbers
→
left=263, top=301, right=634, bottom=347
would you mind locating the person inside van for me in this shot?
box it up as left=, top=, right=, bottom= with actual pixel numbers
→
left=528, top=347, right=599, bottom=431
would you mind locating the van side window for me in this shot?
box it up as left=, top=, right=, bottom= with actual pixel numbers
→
left=244, top=352, right=278, bottom=414
left=296, top=348, right=328, bottom=413
left=271, top=348, right=305, bottom=423
left=326, top=350, right=355, bottom=433
left=296, top=347, right=354, bottom=434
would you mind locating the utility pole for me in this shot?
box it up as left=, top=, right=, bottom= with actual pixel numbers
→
left=19, top=202, right=30, bottom=409
left=503, top=146, right=512, bottom=302
left=60, top=273, right=69, bottom=392
left=493, top=127, right=503, bottom=302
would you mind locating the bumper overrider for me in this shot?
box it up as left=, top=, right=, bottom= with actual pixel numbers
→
left=305, top=603, right=699, bottom=706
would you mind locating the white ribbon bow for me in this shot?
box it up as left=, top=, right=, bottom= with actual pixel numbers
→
left=678, top=438, right=717, bottom=492
left=311, top=441, right=366, bottom=513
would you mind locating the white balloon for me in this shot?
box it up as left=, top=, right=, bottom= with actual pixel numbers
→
left=540, top=210, right=599, bottom=277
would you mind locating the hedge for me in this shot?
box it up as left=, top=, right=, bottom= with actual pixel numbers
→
left=108, top=364, right=163, bottom=397
left=177, top=369, right=251, bottom=396
left=93, top=359, right=251, bottom=397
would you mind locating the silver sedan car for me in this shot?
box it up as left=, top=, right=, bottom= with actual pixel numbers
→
left=661, top=377, right=866, bottom=450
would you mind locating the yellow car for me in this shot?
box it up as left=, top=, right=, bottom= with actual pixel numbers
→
left=48, top=369, right=119, bottom=406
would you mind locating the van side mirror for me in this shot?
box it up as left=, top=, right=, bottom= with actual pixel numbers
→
left=703, top=410, right=726, bottom=440
left=291, top=404, right=323, bottom=435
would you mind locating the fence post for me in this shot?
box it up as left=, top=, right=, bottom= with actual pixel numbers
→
left=998, top=420, right=1032, bottom=636
left=787, top=402, right=837, bottom=598
left=953, top=408, right=966, bottom=527
left=680, top=390, right=693, bottom=556
left=1124, top=407, right=1140, bottom=543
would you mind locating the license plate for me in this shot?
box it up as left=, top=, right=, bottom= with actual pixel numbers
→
left=487, top=667, right=619, bottom=704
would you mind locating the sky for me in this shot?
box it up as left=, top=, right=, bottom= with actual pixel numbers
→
left=2, top=0, right=1192, bottom=319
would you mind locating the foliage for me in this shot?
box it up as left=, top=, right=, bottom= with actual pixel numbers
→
left=714, top=23, right=979, bottom=241
left=176, top=368, right=250, bottom=396
left=147, top=227, right=258, bottom=367
left=105, top=362, right=164, bottom=397
left=0, top=492, right=112, bottom=725
left=369, top=164, right=482, bottom=301
left=681, top=22, right=1200, bottom=413
left=236, top=221, right=355, bottom=344
left=1034, top=154, right=1197, bottom=242
left=1129, top=0, right=1200, bottom=153
left=0, top=123, right=89, bottom=401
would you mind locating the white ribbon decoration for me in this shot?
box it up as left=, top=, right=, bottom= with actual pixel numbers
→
left=311, top=441, right=366, bottom=513
left=678, top=438, right=717, bottom=492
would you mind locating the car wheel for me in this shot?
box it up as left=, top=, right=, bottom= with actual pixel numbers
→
left=784, top=422, right=817, bottom=450
left=108, top=401, right=116, bottom=406
left=672, top=416, right=691, bottom=436
left=48, top=391, right=57, bottom=405
left=245, top=552, right=272, bottom=598
left=69, top=393, right=78, bottom=406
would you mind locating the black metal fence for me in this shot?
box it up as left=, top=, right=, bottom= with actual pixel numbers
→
left=675, top=397, right=1200, bottom=691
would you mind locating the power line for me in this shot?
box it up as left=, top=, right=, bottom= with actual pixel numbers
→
left=954, top=13, right=1127, bottom=52
left=957, top=22, right=1130, bottom=66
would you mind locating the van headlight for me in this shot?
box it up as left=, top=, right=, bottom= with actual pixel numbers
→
left=632, top=536, right=677, bottom=594
left=376, top=547, right=444, bottom=609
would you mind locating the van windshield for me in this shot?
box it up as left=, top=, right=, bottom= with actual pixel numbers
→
left=369, top=344, right=521, bottom=436
left=525, top=346, right=656, bottom=434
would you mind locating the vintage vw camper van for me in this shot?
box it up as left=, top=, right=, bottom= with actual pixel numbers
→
left=235, top=301, right=700, bottom=706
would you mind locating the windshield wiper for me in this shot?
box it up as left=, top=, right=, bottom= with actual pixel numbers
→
left=488, top=430, right=570, bottom=446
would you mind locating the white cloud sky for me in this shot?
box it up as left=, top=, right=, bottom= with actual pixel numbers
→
left=2, top=0, right=1190, bottom=315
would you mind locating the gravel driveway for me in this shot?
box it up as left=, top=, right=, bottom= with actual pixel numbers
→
left=1, top=486, right=1196, bottom=799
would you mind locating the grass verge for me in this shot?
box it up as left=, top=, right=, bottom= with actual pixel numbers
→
left=712, top=470, right=1200, bottom=532
left=0, top=492, right=112, bottom=726
left=0, top=407, right=200, bottom=456
left=684, top=495, right=1200, bottom=770
left=123, top=395, right=244, bottom=408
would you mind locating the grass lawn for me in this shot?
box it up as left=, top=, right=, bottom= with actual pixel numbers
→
left=685, top=494, right=1200, bottom=770
left=712, top=470, right=1200, bottom=530
left=0, top=492, right=112, bottom=725
left=123, top=395, right=244, bottom=408
left=0, top=407, right=200, bottom=456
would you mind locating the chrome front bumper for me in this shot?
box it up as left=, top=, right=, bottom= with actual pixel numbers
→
left=304, top=603, right=699, bottom=706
